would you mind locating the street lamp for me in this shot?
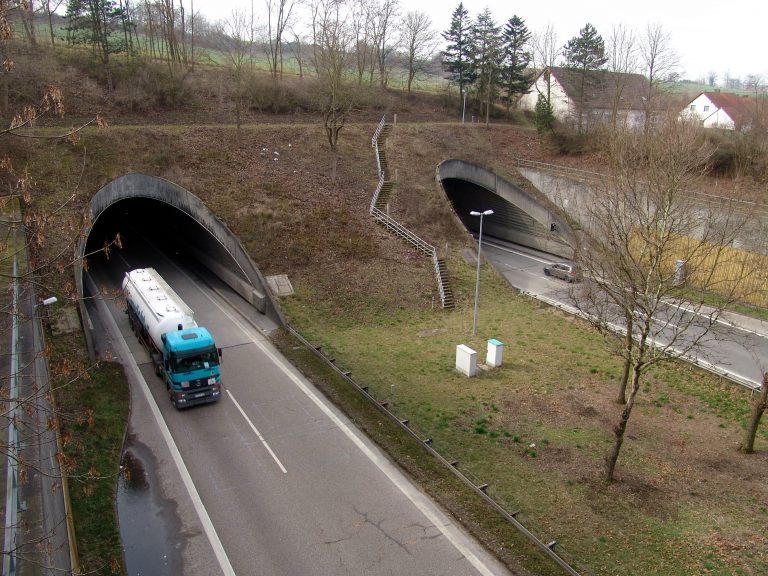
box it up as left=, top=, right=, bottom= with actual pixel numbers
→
left=470, top=209, right=494, bottom=336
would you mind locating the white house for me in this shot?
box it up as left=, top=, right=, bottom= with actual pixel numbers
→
left=519, top=67, right=652, bottom=129
left=680, top=91, right=754, bottom=130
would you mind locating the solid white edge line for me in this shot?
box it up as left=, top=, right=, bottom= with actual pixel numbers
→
left=226, top=389, right=287, bottom=474
left=86, top=273, right=236, bottom=576
left=194, top=286, right=499, bottom=576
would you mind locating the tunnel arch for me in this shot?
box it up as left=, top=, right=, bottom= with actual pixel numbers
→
left=75, top=173, right=282, bottom=328
left=438, top=160, right=575, bottom=258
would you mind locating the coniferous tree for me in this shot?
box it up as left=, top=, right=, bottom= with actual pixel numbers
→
left=471, top=7, right=502, bottom=124
left=441, top=3, right=475, bottom=101
left=534, top=92, right=554, bottom=134
left=501, top=15, right=532, bottom=113
left=563, top=22, right=607, bottom=132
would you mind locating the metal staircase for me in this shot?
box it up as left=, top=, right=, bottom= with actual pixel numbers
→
left=370, top=117, right=454, bottom=310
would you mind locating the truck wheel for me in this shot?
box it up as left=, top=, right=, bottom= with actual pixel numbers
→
left=168, top=387, right=177, bottom=408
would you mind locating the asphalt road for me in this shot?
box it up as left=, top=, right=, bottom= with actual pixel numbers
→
left=87, top=243, right=513, bottom=576
left=483, top=238, right=768, bottom=388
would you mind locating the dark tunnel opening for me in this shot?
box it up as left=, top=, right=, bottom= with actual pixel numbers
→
left=85, top=197, right=235, bottom=274
left=441, top=177, right=545, bottom=240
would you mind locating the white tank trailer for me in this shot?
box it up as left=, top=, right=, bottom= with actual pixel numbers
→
left=122, top=267, right=197, bottom=352
left=123, top=267, right=222, bottom=409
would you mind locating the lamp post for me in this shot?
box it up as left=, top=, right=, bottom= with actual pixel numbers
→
left=470, top=209, right=493, bottom=336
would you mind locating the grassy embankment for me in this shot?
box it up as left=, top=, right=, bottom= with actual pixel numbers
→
left=17, top=117, right=768, bottom=576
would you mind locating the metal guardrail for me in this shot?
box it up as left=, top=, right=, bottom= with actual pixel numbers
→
left=284, top=323, right=582, bottom=576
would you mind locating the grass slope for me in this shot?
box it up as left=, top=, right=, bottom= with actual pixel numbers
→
left=12, top=109, right=768, bottom=575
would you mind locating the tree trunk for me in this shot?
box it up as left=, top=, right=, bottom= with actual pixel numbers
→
left=741, top=373, right=768, bottom=454
left=605, top=364, right=641, bottom=482
left=47, top=0, right=56, bottom=46
left=617, top=320, right=633, bottom=403
left=330, top=150, right=338, bottom=183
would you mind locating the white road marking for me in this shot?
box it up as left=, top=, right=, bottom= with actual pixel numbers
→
left=86, top=273, right=236, bottom=576
left=226, top=389, right=287, bottom=474
left=484, top=239, right=552, bottom=265
left=187, top=277, right=500, bottom=576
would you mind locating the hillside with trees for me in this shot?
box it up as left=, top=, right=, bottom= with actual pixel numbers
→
left=1, top=1, right=768, bottom=575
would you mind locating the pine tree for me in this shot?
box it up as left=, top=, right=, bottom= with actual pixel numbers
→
left=471, top=7, right=502, bottom=124
left=563, top=23, right=608, bottom=132
left=534, top=92, right=554, bottom=134
left=441, top=3, right=475, bottom=100
left=501, top=15, right=532, bottom=112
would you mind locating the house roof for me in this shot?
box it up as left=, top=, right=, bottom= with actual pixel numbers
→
left=697, top=91, right=755, bottom=126
left=545, top=66, right=652, bottom=111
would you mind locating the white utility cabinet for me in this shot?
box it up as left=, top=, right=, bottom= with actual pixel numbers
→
left=456, top=344, right=477, bottom=377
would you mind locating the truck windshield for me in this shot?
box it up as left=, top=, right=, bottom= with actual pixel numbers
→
left=171, top=348, right=220, bottom=373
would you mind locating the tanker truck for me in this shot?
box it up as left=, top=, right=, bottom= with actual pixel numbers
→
left=123, top=268, right=222, bottom=409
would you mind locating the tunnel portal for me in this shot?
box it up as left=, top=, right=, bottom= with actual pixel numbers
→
left=438, top=160, right=574, bottom=258
left=77, top=174, right=280, bottom=324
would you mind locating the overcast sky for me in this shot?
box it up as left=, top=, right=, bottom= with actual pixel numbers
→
left=191, top=0, right=768, bottom=83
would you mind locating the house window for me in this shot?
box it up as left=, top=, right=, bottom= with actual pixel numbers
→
left=704, top=105, right=710, bottom=112
left=690, top=104, right=696, bottom=111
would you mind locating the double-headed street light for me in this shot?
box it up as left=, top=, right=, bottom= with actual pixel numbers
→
left=470, top=209, right=494, bottom=336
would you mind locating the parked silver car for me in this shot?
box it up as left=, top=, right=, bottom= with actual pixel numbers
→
left=544, top=262, right=581, bottom=283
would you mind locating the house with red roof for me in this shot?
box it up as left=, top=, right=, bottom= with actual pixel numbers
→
left=680, top=91, right=756, bottom=130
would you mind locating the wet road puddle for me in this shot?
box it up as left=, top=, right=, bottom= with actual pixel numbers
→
left=117, top=438, right=180, bottom=575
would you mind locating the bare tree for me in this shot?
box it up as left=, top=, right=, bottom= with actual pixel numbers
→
left=606, top=24, right=637, bottom=129
left=0, top=11, right=113, bottom=567
left=42, top=0, right=67, bottom=46
left=350, top=0, right=373, bottom=84
left=744, top=74, right=763, bottom=94
left=531, top=24, right=561, bottom=109
left=287, top=27, right=306, bottom=77
left=310, top=0, right=354, bottom=180
left=638, top=22, right=678, bottom=133
left=707, top=70, right=718, bottom=87
left=215, top=9, right=253, bottom=135
left=566, top=118, right=758, bottom=482
left=369, top=0, right=399, bottom=88
left=265, top=0, right=297, bottom=80
left=742, top=373, right=768, bottom=453
left=399, top=10, right=437, bottom=94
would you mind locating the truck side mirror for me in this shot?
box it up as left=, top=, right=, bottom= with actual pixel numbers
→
left=218, top=348, right=223, bottom=363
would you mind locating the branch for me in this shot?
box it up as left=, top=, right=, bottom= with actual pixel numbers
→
left=3, top=115, right=106, bottom=140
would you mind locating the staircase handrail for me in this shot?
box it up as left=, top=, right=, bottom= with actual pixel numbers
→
left=371, top=206, right=436, bottom=256
left=370, top=172, right=385, bottom=213
left=432, top=252, right=447, bottom=306
left=369, top=116, right=452, bottom=309
left=372, top=115, right=386, bottom=150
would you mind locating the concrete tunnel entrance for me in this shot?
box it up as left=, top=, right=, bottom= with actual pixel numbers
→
left=438, top=160, right=575, bottom=259
left=77, top=173, right=282, bottom=329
